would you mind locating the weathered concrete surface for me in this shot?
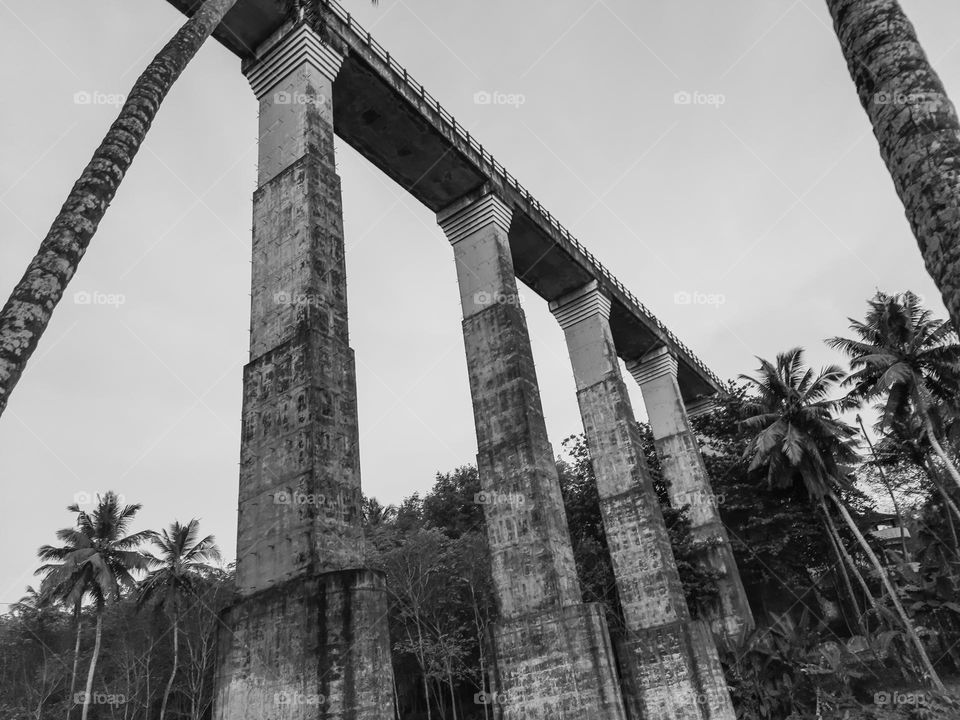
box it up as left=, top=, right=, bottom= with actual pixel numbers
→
left=162, top=0, right=722, bottom=401
left=214, top=570, right=393, bottom=720
left=439, top=194, right=626, bottom=720
left=629, top=348, right=754, bottom=646
left=215, top=24, right=393, bottom=720
left=550, top=283, right=734, bottom=719
left=491, top=604, right=628, bottom=720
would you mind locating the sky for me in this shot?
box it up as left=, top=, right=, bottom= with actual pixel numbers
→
left=1, top=0, right=959, bottom=610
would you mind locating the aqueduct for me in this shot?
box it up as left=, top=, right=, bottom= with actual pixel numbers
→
left=159, top=1, right=755, bottom=718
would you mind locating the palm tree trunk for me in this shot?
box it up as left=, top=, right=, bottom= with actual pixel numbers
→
left=923, top=414, right=960, bottom=493
left=80, top=611, right=103, bottom=720
left=0, top=0, right=237, bottom=418
left=924, top=456, right=960, bottom=554
left=829, top=493, right=947, bottom=692
left=821, top=507, right=865, bottom=632
left=858, top=416, right=910, bottom=559
left=160, top=615, right=179, bottom=720
left=67, top=608, right=82, bottom=720
left=825, top=0, right=960, bottom=332
left=821, top=500, right=880, bottom=619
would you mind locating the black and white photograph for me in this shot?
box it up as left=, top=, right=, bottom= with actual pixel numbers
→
left=2, top=1, right=960, bottom=718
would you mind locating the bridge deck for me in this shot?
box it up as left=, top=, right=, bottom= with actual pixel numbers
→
left=165, top=0, right=723, bottom=400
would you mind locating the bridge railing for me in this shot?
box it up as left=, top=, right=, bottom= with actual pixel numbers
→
left=321, top=0, right=724, bottom=392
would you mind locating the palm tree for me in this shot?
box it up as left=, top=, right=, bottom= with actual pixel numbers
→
left=35, top=492, right=152, bottom=720
left=739, top=348, right=946, bottom=691
left=137, top=519, right=221, bottom=720
left=825, top=0, right=960, bottom=333
left=0, top=0, right=238, bottom=419
left=828, top=291, right=960, bottom=492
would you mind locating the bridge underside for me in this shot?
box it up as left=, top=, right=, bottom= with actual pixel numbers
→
left=165, top=0, right=721, bottom=401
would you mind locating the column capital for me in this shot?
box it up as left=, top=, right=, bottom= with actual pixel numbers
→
left=244, top=23, right=343, bottom=99
left=626, top=346, right=678, bottom=386
left=548, top=281, right=611, bottom=330
left=437, top=194, right=512, bottom=245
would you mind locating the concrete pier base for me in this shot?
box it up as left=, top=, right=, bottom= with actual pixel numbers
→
left=214, top=569, right=393, bottom=720
left=614, top=621, right=734, bottom=720
left=491, top=603, right=627, bottom=720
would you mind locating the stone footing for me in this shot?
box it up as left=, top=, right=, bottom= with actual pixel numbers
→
left=490, top=603, right=627, bottom=720
left=214, top=569, right=393, bottom=720
left=614, top=621, right=735, bottom=720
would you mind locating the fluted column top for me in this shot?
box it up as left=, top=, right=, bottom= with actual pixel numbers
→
left=244, top=23, right=344, bottom=99
left=626, top=346, right=678, bottom=386
left=548, top=281, right=611, bottom=330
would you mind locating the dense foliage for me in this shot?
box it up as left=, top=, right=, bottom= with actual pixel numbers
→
left=4, top=291, right=960, bottom=718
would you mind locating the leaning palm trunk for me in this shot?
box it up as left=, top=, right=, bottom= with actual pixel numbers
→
left=0, top=0, right=237, bottom=418
left=160, top=614, right=179, bottom=720
left=67, top=608, right=82, bottom=720
left=825, top=0, right=960, bottom=332
left=80, top=611, right=103, bottom=720
left=923, top=414, right=960, bottom=493
left=820, top=499, right=883, bottom=624
left=830, top=493, right=947, bottom=691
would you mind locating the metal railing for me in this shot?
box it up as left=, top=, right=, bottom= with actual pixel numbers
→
left=319, top=0, right=724, bottom=391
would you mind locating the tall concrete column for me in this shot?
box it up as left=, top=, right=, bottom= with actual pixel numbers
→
left=628, top=347, right=754, bottom=645
left=214, top=22, right=393, bottom=720
left=550, top=282, right=735, bottom=720
left=438, top=193, right=627, bottom=720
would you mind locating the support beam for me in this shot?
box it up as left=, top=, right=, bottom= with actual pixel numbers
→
left=628, top=347, right=754, bottom=645
left=550, top=282, right=735, bottom=720
left=214, top=22, right=393, bottom=720
left=439, top=193, right=627, bottom=720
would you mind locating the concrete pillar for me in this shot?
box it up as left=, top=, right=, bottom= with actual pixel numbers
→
left=628, top=347, right=754, bottom=645
left=214, top=22, right=393, bottom=720
left=438, top=193, right=627, bottom=720
left=550, top=282, right=735, bottom=720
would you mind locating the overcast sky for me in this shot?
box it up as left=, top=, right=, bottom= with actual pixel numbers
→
left=1, top=0, right=957, bottom=610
